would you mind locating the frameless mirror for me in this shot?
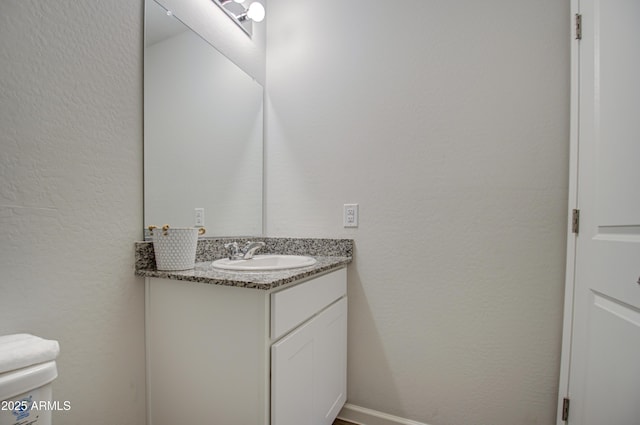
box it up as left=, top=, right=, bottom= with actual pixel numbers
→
left=144, top=0, right=263, bottom=236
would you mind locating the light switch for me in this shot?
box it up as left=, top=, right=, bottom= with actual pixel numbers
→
left=195, top=208, right=205, bottom=227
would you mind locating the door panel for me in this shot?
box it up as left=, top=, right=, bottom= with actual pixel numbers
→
left=582, top=293, right=640, bottom=424
left=596, top=0, right=640, bottom=226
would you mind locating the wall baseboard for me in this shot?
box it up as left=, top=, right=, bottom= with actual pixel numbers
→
left=337, top=403, right=431, bottom=425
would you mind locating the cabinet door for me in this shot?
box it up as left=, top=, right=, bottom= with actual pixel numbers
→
left=272, top=318, right=315, bottom=425
left=314, top=297, right=347, bottom=425
left=271, top=297, right=347, bottom=425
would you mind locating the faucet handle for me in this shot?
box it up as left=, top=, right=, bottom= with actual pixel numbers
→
left=224, top=242, right=241, bottom=260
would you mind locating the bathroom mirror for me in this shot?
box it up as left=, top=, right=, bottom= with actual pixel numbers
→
left=144, top=0, right=263, bottom=236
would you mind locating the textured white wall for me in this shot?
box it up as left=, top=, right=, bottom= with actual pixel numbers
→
left=1, top=1, right=265, bottom=424
left=0, top=1, right=144, bottom=423
left=265, top=1, right=569, bottom=424
left=0, top=0, right=568, bottom=422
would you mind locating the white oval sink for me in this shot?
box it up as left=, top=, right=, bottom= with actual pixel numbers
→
left=212, top=255, right=317, bottom=271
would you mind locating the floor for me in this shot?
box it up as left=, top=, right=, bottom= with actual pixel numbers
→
left=333, top=420, right=357, bottom=425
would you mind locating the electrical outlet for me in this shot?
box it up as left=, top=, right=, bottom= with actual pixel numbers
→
left=343, top=204, right=358, bottom=228
left=195, top=208, right=205, bottom=227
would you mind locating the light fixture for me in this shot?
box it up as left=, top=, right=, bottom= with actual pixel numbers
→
left=212, top=0, right=265, bottom=37
left=237, top=2, right=265, bottom=22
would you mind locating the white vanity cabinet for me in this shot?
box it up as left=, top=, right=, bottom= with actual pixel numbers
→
left=145, top=267, right=347, bottom=425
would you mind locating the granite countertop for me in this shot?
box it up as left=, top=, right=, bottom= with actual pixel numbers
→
left=136, top=256, right=350, bottom=290
left=135, top=237, right=353, bottom=290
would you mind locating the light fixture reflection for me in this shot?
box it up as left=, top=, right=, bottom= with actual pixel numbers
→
left=214, top=0, right=266, bottom=35
left=239, top=2, right=265, bottom=22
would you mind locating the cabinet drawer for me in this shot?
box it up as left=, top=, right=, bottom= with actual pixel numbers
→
left=271, top=268, right=346, bottom=340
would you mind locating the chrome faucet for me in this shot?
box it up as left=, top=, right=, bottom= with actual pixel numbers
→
left=224, top=241, right=265, bottom=260
left=241, top=241, right=265, bottom=259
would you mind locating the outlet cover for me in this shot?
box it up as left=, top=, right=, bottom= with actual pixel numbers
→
left=343, top=204, right=359, bottom=228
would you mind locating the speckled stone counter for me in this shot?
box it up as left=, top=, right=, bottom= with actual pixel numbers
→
left=135, top=237, right=353, bottom=290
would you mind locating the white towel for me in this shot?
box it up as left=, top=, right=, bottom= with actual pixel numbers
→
left=0, top=334, right=60, bottom=374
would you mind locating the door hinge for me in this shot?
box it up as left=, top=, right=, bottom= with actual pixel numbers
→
left=572, top=209, right=580, bottom=234
left=575, top=13, right=582, bottom=40
left=562, top=397, right=570, bottom=421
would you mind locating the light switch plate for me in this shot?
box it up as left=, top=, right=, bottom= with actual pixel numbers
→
left=195, top=208, right=205, bottom=227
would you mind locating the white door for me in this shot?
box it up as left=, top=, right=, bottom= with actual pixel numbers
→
left=558, top=0, right=640, bottom=423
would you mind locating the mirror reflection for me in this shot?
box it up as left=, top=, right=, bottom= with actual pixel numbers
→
left=144, top=0, right=263, bottom=236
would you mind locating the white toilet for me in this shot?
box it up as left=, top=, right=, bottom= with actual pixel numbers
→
left=0, top=334, right=60, bottom=425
